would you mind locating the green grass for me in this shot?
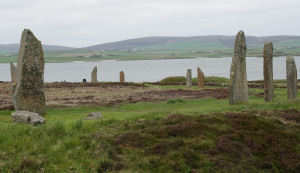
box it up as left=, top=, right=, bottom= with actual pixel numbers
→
left=160, top=76, right=229, bottom=85
left=0, top=88, right=300, bottom=172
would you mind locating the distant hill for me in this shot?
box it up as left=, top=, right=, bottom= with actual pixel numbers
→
left=82, top=35, right=300, bottom=51
left=0, top=44, right=74, bottom=54
left=2, top=35, right=300, bottom=60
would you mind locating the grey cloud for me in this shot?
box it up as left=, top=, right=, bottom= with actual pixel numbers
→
left=0, top=0, right=299, bottom=47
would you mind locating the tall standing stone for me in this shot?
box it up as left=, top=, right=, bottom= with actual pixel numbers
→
left=197, top=67, right=205, bottom=88
left=91, top=66, right=97, bottom=83
left=120, top=71, right=125, bottom=83
left=10, top=62, right=17, bottom=83
left=13, top=29, right=46, bottom=115
left=286, top=56, right=297, bottom=100
left=229, top=31, right=248, bottom=104
left=186, top=69, right=192, bottom=87
left=263, top=42, right=274, bottom=102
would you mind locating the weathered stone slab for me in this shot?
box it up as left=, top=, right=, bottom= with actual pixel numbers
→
left=91, top=65, right=97, bottom=83
left=229, top=31, right=248, bottom=104
left=120, top=71, right=125, bottom=83
left=197, top=67, right=205, bottom=88
left=186, top=69, right=192, bottom=87
left=10, top=62, right=17, bottom=83
left=85, top=112, right=102, bottom=120
left=12, top=111, right=45, bottom=125
left=263, top=42, right=274, bottom=102
left=286, top=56, right=297, bottom=100
left=13, top=29, right=46, bottom=115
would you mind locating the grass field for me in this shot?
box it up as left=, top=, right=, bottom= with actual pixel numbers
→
left=0, top=85, right=300, bottom=172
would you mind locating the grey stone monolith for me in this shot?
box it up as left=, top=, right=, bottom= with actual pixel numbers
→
left=13, top=29, right=46, bottom=115
left=186, top=69, right=192, bottom=87
left=120, top=71, right=125, bottom=83
left=10, top=62, right=17, bottom=83
left=91, top=66, right=97, bottom=83
left=286, top=56, right=297, bottom=100
left=229, top=31, right=248, bottom=104
left=197, top=67, right=205, bottom=88
left=263, top=42, right=274, bottom=102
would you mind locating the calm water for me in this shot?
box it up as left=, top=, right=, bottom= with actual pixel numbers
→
left=0, top=57, right=299, bottom=82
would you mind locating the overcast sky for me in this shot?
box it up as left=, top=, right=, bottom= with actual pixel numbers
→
left=0, top=0, right=299, bottom=47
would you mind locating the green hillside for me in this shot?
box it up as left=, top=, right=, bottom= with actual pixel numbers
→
left=1, top=35, right=300, bottom=63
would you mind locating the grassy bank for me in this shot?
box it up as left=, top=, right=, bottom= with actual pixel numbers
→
left=0, top=87, right=300, bottom=172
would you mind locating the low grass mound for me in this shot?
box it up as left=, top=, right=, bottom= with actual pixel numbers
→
left=160, top=76, right=229, bottom=85
left=1, top=110, right=299, bottom=172
left=160, top=76, right=186, bottom=84
left=204, top=76, right=229, bottom=84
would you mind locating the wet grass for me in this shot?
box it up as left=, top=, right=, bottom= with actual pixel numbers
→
left=0, top=88, right=300, bottom=172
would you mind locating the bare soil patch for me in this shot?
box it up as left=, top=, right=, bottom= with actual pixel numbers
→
left=0, top=82, right=228, bottom=110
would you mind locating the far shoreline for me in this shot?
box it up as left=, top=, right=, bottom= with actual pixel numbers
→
left=0, top=55, right=296, bottom=64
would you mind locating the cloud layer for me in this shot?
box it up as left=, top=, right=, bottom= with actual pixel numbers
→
left=0, top=0, right=299, bottom=47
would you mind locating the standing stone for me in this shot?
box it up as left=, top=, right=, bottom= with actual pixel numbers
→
left=263, top=42, right=274, bottom=102
left=197, top=67, right=205, bottom=88
left=229, top=31, right=248, bottom=104
left=91, top=66, right=97, bottom=83
left=120, top=71, right=125, bottom=83
left=186, top=69, right=192, bottom=87
left=13, top=29, right=46, bottom=115
left=286, top=56, right=297, bottom=100
left=10, top=62, right=17, bottom=83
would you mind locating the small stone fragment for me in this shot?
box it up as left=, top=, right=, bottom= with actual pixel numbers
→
left=11, top=111, right=45, bottom=125
left=85, top=112, right=103, bottom=120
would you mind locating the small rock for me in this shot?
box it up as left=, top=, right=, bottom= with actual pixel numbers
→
left=85, top=112, right=102, bottom=120
left=11, top=111, right=45, bottom=125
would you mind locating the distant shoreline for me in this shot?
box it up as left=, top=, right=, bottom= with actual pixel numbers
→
left=0, top=55, right=298, bottom=64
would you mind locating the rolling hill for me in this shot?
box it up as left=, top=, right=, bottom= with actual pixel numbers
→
left=1, top=35, right=300, bottom=62
left=0, top=44, right=74, bottom=54
left=82, top=35, right=300, bottom=51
